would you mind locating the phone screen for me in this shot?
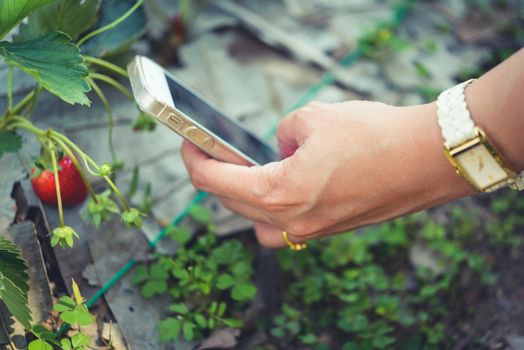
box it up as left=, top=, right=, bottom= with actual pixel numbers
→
left=164, top=73, right=279, bottom=165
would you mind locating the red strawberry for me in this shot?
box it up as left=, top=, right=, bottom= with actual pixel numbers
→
left=31, top=155, right=88, bottom=206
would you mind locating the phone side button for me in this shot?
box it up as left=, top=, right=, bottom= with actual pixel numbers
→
left=167, top=113, right=184, bottom=129
left=202, top=138, right=215, bottom=150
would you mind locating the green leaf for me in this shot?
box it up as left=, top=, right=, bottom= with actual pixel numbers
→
left=216, top=274, right=235, bottom=290
left=0, top=32, right=91, bottom=105
left=167, top=225, right=191, bottom=246
left=182, top=321, right=195, bottom=341
left=149, top=264, right=168, bottom=280
left=158, top=317, right=181, bottom=343
left=141, top=280, right=167, bottom=298
left=189, top=205, right=213, bottom=224
left=0, top=236, right=31, bottom=328
left=208, top=317, right=216, bottom=329
left=54, top=296, right=75, bottom=312
left=0, top=235, right=29, bottom=294
left=168, top=303, right=188, bottom=315
left=270, top=327, right=285, bottom=338
left=71, top=278, right=84, bottom=305
left=0, top=131, right=22, bottom=158
left=209, top=301, right=217, bottom=314
left=60, top=338, right=73, bottom=350
left=28, top=339, right=54, bottom=350
left=81, top=0, right=146, bottom=57
left=71, top=332, right=90, bottom=348
left=194, top=314, right=206, bottom=328
left=131, top=265, right=148, bottom=284
left=217, top=302, right=226, bottom=317
left=231, top=261, right=251, bottom=278
left=300, top=333, right=317, bottom=345
left=0, top=275, right=32, bottom=328
left=0, top=0, right=57, bottom=39
left=60, top=305, right=95, bottom=326
left=223, top=318, right=243, bottom=328
left=231, top=283, right=257, bottom=301
left=16, top=0, right=100, bottom=41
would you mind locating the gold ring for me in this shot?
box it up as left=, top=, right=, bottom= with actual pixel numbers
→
left=282, top=230, right=307, bottom=251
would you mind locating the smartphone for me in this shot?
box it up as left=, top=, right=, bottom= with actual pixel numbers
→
left=127, top=55, right=279, bottom=166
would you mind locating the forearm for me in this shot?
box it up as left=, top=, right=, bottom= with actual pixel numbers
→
left=467, top=47, right=524, bottom=171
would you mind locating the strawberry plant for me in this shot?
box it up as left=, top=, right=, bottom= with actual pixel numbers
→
left=0, top=0, right=147, bottom=248
left=0, top=0, right=147, bottom=337
left=132, top=206, right=256, bottom=344
left=29, top=280, right=96, bottom=350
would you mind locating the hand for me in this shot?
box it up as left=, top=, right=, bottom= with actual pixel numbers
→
left=181, top=101, right=474, bottom=248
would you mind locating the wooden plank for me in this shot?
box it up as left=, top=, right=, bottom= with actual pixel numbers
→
left=86, top=217, right=162, bottom=350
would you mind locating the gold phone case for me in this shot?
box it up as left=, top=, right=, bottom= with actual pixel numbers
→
left=127, top=56, right=263, bottom=166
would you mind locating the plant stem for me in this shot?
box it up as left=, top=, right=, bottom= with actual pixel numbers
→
left=104, top=175, right=130, bottom=211
left=90, top=72, right=133, bottom=100
left=77, top=0, right=145, bottom=46
left=12, top=87, right=42, bottom=116
left=49, top=142, right=65, bottom=227
left=23, top=86, right=43, bottom=119
left=84, top=56, right=128, bottom=78
left=87, top=77, right=117, bottom=163
left=50, top=132, right=131, bottom=210
left=50, top=135, right=99, bottom=203
left=7, top=65, right=13, bottom=115
left=6, top=118, right=46, bottom=136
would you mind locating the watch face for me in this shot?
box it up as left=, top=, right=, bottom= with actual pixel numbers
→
left=454, top=143, right=509, bottom=190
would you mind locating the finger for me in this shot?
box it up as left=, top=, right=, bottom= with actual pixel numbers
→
left=181, top=140, right=290, bottom=206
left=253, top=222, right=286, bottom=248
left=277, top=102, right=326, bottom=158
left=219, top=197, right=272, bottom=224
left=253, top=222, right=309, bottom=249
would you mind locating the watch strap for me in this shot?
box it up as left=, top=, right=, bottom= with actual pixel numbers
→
left=437, top=79, right=476, bottom=148
left=437, top=79, right=523, bottom=192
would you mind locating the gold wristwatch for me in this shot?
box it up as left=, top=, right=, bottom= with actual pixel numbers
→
left=437, top=79, right=523, bottom=192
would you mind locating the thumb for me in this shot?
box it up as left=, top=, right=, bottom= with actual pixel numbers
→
left=277, top=102, right=324, bottom=158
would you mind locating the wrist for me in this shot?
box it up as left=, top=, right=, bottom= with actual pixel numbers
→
left=405, top=103, right=476, bottom=202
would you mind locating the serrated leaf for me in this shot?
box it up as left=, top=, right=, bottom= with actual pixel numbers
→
left=0, top=235, right=29, bottom=294
left=158, top=317, right=181, bottom=343
left=0, top=131, right=22, bottom=158
left=0, top=0, right=58, bottom=39
left=0, top=32, right=91, bottom=105
left=81, top=0, right=146, bottom=57
left=0, top=276, right=32, bottom=328
left=16, top=0, right=100, bottom=41
left=28, top=339, right=54, bottom=350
